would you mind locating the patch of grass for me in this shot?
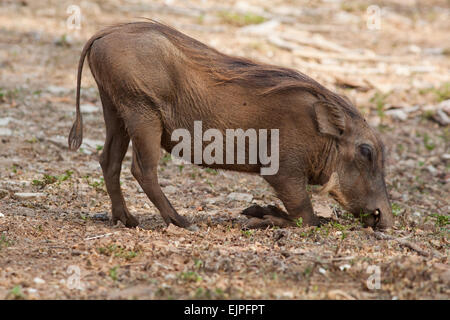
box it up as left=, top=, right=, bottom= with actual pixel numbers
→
left=7, top=286, right=25, bottom=300
left=241, top=230, right=254, bottom=238
left=26, top=136, right=38, bottom=144
left=303, top=266, right=313, bottom=277
left=317, top=224, right=331, bottom=237
left=54, top=34, right=71, bottom=47
left=341, top=212, right=355, bottom=222
left=0, top=235, right=13, bottom=249
left=179, top=271, right=202, bottom=283
left=161, top=153, right=172, bottom=165
left=194, top=258, right=203, bottom=269
left=419, top=83, right=450, bottom=102
left=295, top=217, right=303, bottom=228
left=97, top=244, right=139, bottom=260
left=434, top=83, right=450, bottom=102
left=84, top=176, right=105, bottom=192
left=0, top=87, right=22, bottom=103
left=109, top=266, right=118, bottom=281
left=193, top=287, right=226, bottom=299
left=32, top=170, right=73, bottom=188
left=341, top=2, right=367, bottom=12
left=196, top=14, right=205, bottom=24
left=430, top=213, right=449, bottom=229
left=358, top=210, right=371, bottom=225
left=33, top=174, right=57, bottom=187
left=329, top=221, right=348, bottom=232
left=422, top=133, right=436, bottom=151
left=369, top=91, right=390, bottom=120
left=391, top=203, right=403, bottom=216
left=205, top=168, right=218, bottom=175
left=218, top=11, right=266, bottom=27
left=205, top=179, right=214, bottom=188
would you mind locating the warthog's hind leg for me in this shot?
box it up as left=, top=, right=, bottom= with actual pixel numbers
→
left=98, top=90, right=139, bottom=228
left=128, top=114, right=192, bottom=229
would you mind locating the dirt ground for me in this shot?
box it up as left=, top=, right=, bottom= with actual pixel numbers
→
left=0, top=0, right=448, bottom=300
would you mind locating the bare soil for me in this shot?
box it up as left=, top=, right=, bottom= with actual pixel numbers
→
left=0, top=0, right=448, bottom=299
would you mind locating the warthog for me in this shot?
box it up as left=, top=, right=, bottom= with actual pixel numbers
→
left=69, top=21, right=393, bottom=230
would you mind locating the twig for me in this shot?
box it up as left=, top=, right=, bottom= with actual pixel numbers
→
left=84, top=232, right=118, bottom=241
left=372, top=231, right=443, bottom=258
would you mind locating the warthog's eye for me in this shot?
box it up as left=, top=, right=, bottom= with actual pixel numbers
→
left=359, top=144, right=373, bottom=161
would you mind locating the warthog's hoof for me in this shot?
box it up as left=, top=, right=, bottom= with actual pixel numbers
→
left=241, top=205, right=296, bottom=229
left=111, top=211, right=139, bottom=228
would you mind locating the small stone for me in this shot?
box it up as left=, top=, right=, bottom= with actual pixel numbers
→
left=205, top=197, right=223, bottom=204
left=318, top=267, right=327, bottom=275
left=238, top=20, right=280, bottom=36
left=46, top=85, right=68, bottom=95
left=14, top=192, right=46, bottom=200
left=385, top=109, right=408, bottom=121
left=0, top=212, right=4, bottom=218
left=408, top=45, right=421, bottom=54
left=81, top=139, right=104, bottom=150
left=438, top=99, right=450, bottom=114
left=53, top=34, right=73, bottom=46
left=339, top=264, right=351, bottom=271
left=164, top=273, right=176, bottom=280
left=0, top=128, right=12, bottom=136
left=91, top=213, right=109, bottom=221
left=426, top=165, right=438, bottom=175
left=0, top=117, right=15, bottom=126
left=423, top=47, right=443, bottom=55
left=227, top=192, right=253, bottom=203
left=33, top=277, right=45, bottom=284
left=442, top=154, right=450, bottom=161
left=434, top=109, right=450, bottom=126
left=163, top=186, right=177, bottom=194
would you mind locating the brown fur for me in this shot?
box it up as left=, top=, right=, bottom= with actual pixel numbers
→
left=69, top=20, right=394, bottom=230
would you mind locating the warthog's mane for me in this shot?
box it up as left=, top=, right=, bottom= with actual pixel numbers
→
left=111, top=20, right=361, bottom=119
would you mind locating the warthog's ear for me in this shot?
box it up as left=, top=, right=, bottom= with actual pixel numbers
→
left=314, top=101, right=346, bottom=138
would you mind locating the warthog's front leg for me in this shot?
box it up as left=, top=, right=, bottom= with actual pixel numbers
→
left=241, top=173, right=320, bottom=229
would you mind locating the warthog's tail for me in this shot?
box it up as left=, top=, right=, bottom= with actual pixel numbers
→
left=68, top=26, right=122, bottom=150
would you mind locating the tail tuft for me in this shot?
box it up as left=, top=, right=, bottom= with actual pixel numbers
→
left=68, top=118, right=83, bottom=150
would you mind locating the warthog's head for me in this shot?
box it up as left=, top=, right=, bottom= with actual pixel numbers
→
left=315, top=100, right=394, bottom=230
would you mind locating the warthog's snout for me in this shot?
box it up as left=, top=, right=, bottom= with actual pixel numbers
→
left=359, top=198, right=393, bottom=230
